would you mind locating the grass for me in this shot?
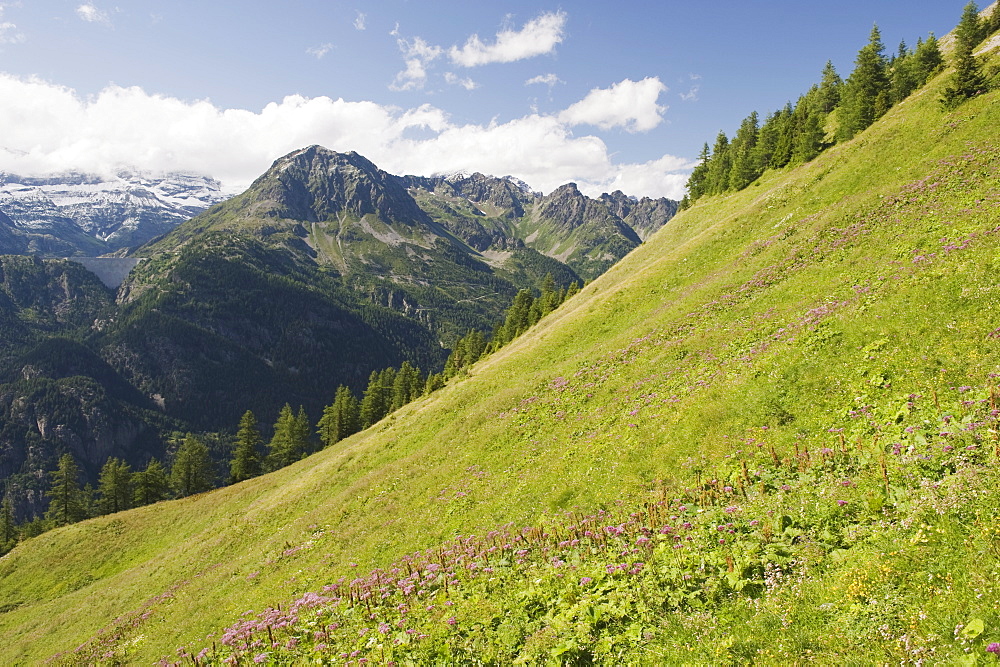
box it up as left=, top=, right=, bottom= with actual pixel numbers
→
left=1, top=46, right=1000, bottom=664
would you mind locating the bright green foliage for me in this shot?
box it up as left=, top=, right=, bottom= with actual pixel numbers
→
left=838, top=24, right=889, bottom=140
left=97, top=457, right=133, bottom=515
left=171, top=435, right=214, bottom=497
left=991, top=2, right=1000, bottom=34
left=230, top=411, right=263, bottom=483
left=0, top=496, right=16, bottom=555
left=193, top=387, right=1000, bottom=665
left=44, top=453, right=87, bottom=526
left=941, top=3, right=990, bottom=109
left=132, top=459, right=170, bottom=506
left=3, top=27, right=1000, bottom=665
left=317, top=385, right=360, bottom=447
left=266, top=405, right=309, bottom=470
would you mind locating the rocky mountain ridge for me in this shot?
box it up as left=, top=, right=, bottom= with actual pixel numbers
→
left=0, top=171, right=228, bottom=255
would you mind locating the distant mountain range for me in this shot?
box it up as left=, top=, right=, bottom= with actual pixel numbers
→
left=0, top=171, right=229, bottom=255
left=0, top=146, right=677, bottom=517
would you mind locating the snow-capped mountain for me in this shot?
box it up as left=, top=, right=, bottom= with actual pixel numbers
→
left=0, top=171, right=230, bottom=255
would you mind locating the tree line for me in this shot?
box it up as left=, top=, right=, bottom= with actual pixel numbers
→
left=0, top=275, right=581, bottom=555
left=684, top=2, right=999, bottom=207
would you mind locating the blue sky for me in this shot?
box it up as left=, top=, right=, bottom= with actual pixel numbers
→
left=0, top=1, right=981, bottom=198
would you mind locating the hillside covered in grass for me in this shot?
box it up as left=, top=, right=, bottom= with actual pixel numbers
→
left=1, top=15, right=1000, bottom=665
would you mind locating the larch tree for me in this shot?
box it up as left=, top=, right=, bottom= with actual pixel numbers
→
left=98, top=457, right=133, bottom=515
left=133, top=459, right=170, bottom=506
left=171, top=434, right=214, bottom=497
left=230, top=410, right=263, bottom=483
left=45, top=453, right=87, bottom=526
left=266, top=404, right=308, bottom=470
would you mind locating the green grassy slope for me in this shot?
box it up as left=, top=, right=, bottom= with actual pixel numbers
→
left=2, top=52, right=1000, bottom=663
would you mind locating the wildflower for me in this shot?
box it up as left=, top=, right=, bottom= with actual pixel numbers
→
left=580, top=577, right=593, bottom=585
left=837, top=500, right=848, bottom=507
left=446, top=616, right=457, bottom=626
left=781, top=484, right=791, bottom=492
left=987, top=643, right=1000, bottom=655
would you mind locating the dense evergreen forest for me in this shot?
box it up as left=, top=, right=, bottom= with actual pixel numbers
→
left=683, top=2, right=999, bottom=206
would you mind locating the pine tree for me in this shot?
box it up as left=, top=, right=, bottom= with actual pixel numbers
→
left=911, top=34, right=944, bottom=85
left=266, top=404, right=307, bottom=470
left=705, top=131, right=732, bottom=194
left=318, top=386, right=359, bottom=447
left=230, top=410, right=263, bottom=483
left=133, top=459, right=170, bottom=506
left=294, top=406, right=312, bottom=454
left=941, top=3, right=990, bottom=109
left=359, top=372, right=386, bottom=429
left=770, top=103, right=796, bottom=168
left=685, top=143, right=712, bottom=201
left=728, top=112, right=760, bottom=190
left=98, top=457, right=133, bottom=515
left=45, top=453, right=87, bottom=526
left=171, top=434, right=213, bottom=497
left=1, top=495, right=17, bottom=554
left=990, top=2, right=1000, bottom=35
left=838, top=24, right=889, bottom=140
left=817, top=61, right=843, bottom=113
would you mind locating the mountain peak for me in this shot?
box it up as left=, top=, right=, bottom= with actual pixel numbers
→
left=249, top=146, right=429, bottom=226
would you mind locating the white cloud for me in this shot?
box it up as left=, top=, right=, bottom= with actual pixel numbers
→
left=0, top=21, right=24, bottom=44
left=390, top=37, right=442, bottom=91
left=444, top=72, right=478, bottom=91
left=0, top=73, right=691, bottom=199
left=307, top=43, right=333, bottom=59
left=525, top=73, right=562, bottom=87
left=353, top=11, right=366, bottom=31
left=76, top=3, right=110, bottom=25
left=679, top=85, right=700, bottom=102
left=389, top=22, right=399, bottom=36
left=449, top=11, right=566, bottom=67
left=558, top=77, right=667, bottom=133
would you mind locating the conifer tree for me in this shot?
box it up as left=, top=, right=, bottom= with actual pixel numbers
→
left=133, top=459, right=170, bottom=506
left=941, top=2, right=990, bottom=109
left=97, top=457, right=133, bottom=515
left=171, top=434, right=213, bottom=497
left=359, top=371, right=387, bottom=428
left=266, top=404, right=308, bottom=470
left=990, top=2, right=1000, bottom=35
left=728, top=111, right=760, bottom=190
left=912, top=34, right=944, bottom=84
left=1, top=495, right=17, bottom=554
left=770, top=103, right=796, bottom=168
left=685, top=143, right=712, bottom=201
left=838, top=24, right=889, bottom=140
left=817, top=61, right=843, bottom=113
left=230, top=410, right=263, bottom=483
left=424, top=372, right=445, bottom=395
left=318, top=385, right=360, bottom=447
left=45, top=453, right=87, bottom=526
left=705, top=131, right=732, bottom=194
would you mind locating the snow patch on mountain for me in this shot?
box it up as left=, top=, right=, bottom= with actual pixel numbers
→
left=0, top=171, right=230, bottom=253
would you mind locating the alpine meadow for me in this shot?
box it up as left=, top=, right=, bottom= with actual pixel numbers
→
left=2, top=3, right=1000, bottom=665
